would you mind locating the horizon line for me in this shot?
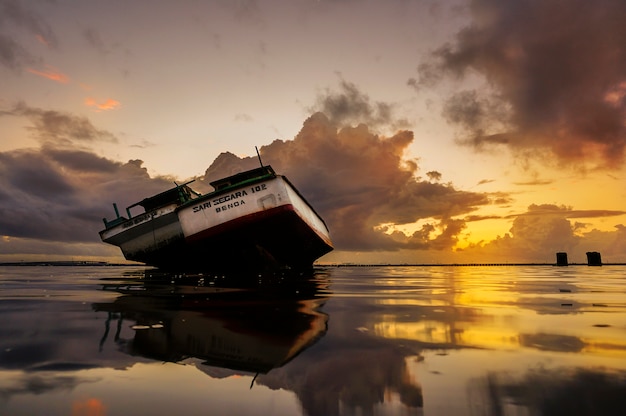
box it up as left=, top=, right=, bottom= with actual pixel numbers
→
left=1, top=261, right=625, bottom=267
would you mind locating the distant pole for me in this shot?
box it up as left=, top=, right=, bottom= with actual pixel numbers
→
left=586, top=251, right=602, bottom=266
left=556, top=252, right=568, bottom=266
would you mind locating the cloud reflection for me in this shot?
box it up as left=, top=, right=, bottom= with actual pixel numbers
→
left=472, top=367, right=626, bottom=416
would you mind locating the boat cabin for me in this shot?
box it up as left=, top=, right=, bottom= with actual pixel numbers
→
left=210, top=165, right=276, bottom=191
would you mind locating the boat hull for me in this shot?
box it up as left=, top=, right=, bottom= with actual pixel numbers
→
left=178, top=176, right=332, bottom=271
left=99, top=204, right=188, bottom=268
left=99, top=173, right=333, bottom=272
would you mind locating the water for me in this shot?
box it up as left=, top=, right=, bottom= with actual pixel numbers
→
left=1, top=265, right=625, bottom=416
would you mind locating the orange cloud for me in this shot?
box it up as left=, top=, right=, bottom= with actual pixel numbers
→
left=35, top=34, right=51, bottom=47
left=604, top=81, right=626, bottom=107
left=71, top=398, right=106, bottom=416
left=85, top=97, right=121, bottom=111
left=27, top=66, right=69, bottom=83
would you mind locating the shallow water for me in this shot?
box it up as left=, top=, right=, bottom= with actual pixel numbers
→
left=1, top=265, right=625, bottom=416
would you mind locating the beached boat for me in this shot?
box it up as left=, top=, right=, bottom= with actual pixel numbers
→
left=99, top=165, right=333, bottom=271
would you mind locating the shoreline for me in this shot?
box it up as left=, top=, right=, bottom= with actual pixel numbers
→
left=1, top=261, right=625, bottom=267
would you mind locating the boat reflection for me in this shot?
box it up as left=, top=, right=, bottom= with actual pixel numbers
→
left=93, top=271, right=328, bottom=374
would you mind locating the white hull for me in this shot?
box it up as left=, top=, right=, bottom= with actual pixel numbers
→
left=179, top=176, right=331, bottom=248
left=99, top=166, right=333, bottom=271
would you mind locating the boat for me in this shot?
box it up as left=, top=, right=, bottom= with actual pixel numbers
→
left=99, top=163, right=333, bottom=271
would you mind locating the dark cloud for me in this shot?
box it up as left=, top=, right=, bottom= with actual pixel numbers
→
left=426, top=171, right=442, bottom=181
left=198, top=112, right=491, bottom=252
left=0, top=0, right=57, bottom=70
left=489, top=192, right=513, bottom=205
left=129, top=138, right=157, bottom=149
left=6, top=103, right=118, bottom=145
left=506, top=204, right=626, bottom=220
left=0, top=147, right=173, bottom=242
left=465, top=214, right=502, bottom=222
left=82, top=27, right=109, bottom=54
left=0, top=0, right=57, bottom=46
left=0, top=33, right=33, bottom=70
left=415, top=0, right=626, bottom=168
left=310, top=79, right=410, bottom=131
left=229, top=0, right=263, bottom=24
left=45, top=146, right=119, bottom=173
left=565, top=210, right=626, bottom=219
left=441, top=90, right=509, bottom=144
left=1, top=150, right=75, bottom=200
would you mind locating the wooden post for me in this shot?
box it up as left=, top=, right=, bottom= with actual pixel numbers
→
left=586, top=252, right=602, bottom=266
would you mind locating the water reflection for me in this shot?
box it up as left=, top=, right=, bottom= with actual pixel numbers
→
left=92, top=271, right=425, bottom=415
left=93, top=271, right=328, bottom=374
left=2, top=265, right=626, bottom=415
left=470, top=367, right=626, bottom=416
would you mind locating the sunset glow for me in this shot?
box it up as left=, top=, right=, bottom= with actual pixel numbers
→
left=1, top=0, right=625, bottom=264
left=27, top=66, right=69, bottom=83
left=84, top=97, right=121, bottom=111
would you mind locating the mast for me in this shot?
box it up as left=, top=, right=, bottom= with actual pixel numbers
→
left=255, top=146, right=264, bottom=167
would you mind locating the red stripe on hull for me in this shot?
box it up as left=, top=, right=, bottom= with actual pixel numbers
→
left=184, top=204, right=332, bottom=269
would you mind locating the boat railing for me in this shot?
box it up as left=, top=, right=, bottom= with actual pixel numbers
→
left=102, top=181, right=199, bottom=229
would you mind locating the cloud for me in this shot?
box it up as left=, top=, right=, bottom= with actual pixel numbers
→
left=197, top=112, right=492, bottom=252
left=34, top=34, right=49, bottom=46
left=567, top=210, right=626, bottom=219
left=415, top=0, right=626, bottom=169
left=581, top=224, right=626, bottom=260
left=462, top=204, right=626, bottom=262
left=0, top=104, right=173, bottom=249
left=513, top=179, right=553, bottom=186
left=310, top=79, right=410, bottom=131
left=0, top=0, right=57, bottom=70
left=0, top=147, right=174, bottom=243
left=5, top=103, right=118, bottom=145
left=82, top=27, right=109, bottom=54
left=84, top=97, right=121, bottom=112
left=504, top=204, right=626, bottom=220
left=234, top=113, right=254, bottom=122
left=488, top=192, right=513, bottom=205
left=1, top=104, right=624, bottom=263
left=129, top=138, right=156, bottom=149
left=464, top=205, right=583, bottom=262
left=465, top=214, right=502, bottom=222
left=482, top=367, right=626, bottom=414
left=27, top=65, right=69, bottom=83
left=0, top=33, right=34, bottom=70
left=227, top=0, right=264, bottom=25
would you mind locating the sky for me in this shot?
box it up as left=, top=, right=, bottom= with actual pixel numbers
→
left=1, top=0, right=625, bottom=265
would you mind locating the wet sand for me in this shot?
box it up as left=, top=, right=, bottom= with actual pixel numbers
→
left=1, top=265, right=625, bottom=415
